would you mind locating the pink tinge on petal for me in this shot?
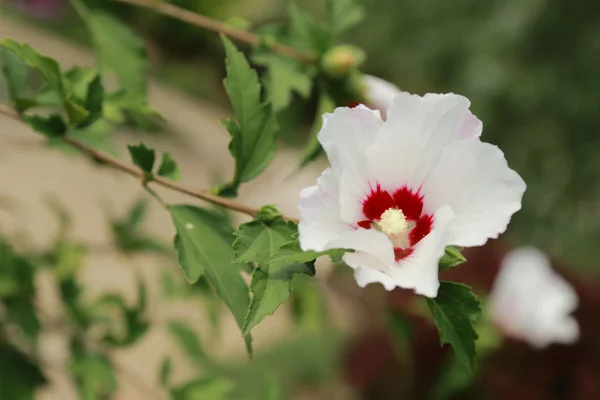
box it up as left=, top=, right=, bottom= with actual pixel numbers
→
left=459, top=110, right=483, bottom=139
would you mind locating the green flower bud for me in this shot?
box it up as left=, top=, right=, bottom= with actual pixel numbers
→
left=321, top=45, right=366, bottom=78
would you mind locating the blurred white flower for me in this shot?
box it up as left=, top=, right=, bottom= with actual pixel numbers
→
left=297, top=93, right=526, bottom=297
left=362, top=74, right=402, bottom=114
left=489, top=247, right=580, bottom=349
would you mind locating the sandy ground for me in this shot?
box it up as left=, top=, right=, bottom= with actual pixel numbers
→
left=0, top=18, right=357, bottom=399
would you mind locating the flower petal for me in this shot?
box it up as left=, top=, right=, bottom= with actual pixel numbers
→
left=366, top=93, right=477, bottom=192
left=362, top=74, right=401, bottom=114
left=422, top=139, right=526, bottom=247
left=489, top=247, right=579, bottom=349
left=350, top=206, right=454, bottom=297
left=318, top=105, right=384, bottom=224
left=329, top=228, right=395, bottom=271
left=298, top=168, right=352, bottom=252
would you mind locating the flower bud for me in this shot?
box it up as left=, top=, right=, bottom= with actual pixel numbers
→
left=321, top=45, right=365, bottom=78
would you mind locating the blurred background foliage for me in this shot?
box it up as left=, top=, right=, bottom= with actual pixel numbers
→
left=2, top=0, right=600, bottom=398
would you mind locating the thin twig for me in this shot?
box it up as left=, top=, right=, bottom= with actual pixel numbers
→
left=113, top=0, right=315, bottom=63
left=0, top=104, right=299, bottom=223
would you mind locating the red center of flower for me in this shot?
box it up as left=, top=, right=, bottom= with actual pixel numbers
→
left=357, top=184, right=433, bottom=261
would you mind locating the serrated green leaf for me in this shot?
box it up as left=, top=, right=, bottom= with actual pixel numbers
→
left=127, top=143, right=155, bottom=173
left=0, top=38, right=65, bottom=99
left=64, top=93, right=90, bottom=126
left=243, top=261, right=314, bottom=335
left=169, top=205, right=252, bottom=355
left=233, top=218, right=297, bottom=263
left=426, top=281, right=482, bottom=374
left=1, top=48, right=31, bottom=112
left=157, top=152, right=181, bottom=180
left=219, top=36, right=279, bottom=195
left=326, top=0, right=366, bottom=36
left=236, top=220, right=345, bottom=335
left=168, top=321, right=207, bottom=368
left=78, top=74, right=104, bottom=128
left=232, top=218, right=305, bottom=334
left=70, top=0, right=148, bottom=97
left=23, top=114, right=67, bottom=138
left=439, top=246, right=467, bottom=271
left=300, top=90, right=336, bottom=167
left=253, top=53, right=313, bottom=112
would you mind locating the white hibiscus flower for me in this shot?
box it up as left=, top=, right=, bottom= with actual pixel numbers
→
left=489, top=247, right=580, bottom=349
left=297, top=92, right=526, bottom=297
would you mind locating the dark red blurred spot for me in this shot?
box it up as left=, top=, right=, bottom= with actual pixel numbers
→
left=347, top=100, right=362, bottom=108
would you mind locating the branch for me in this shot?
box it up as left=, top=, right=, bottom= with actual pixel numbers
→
left=113, top=0, right=315, bottom=63
left=0, top=104, right=299, bottom=223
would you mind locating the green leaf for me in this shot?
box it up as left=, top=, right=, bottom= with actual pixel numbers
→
left=70, top=0, right=148, bottom=97
left=23, top=114, right=67, bottom=138
left=0, top=38, right=65, bottom=99
left=288, top=3, right=332, bottom=55
left=5, top=297, right=41, bottom=342
left=253, top=53, right=313, bottom=112
left=219, top=36, right=279, bottom=195
left=233, top=218, right=297, bottom=263
left=70, top=350, right=117, bottom=400
left=159, top=358, right=172, bottom=388
left=236, top=221, right=343, bottom=335
left=157, top=152, right=181, bottom=180
left=300, top=90, right=336, bottom=167
left=127, top=143, right=155, bottom=173
left=326, top=0, right=366, bottom=36
left=0, top=343, right=47, bottom=400
left=64, top=96, right=90, bottom=127
left=110, top=198, right=170, bottom=255
left=170, top=205, right=252, bottom=355
left=168, top=321, right=207, bottom=368
left=426, top=282, right=482, bottom=374
left=439, top=246, right=467, bottom=271
left=170, top=378, right=234, bottom=400
left=78, top=74, right=105, bottom=128
left=102, top=91, right=164, bottom=130
left=92, top=280, right=149, bottom=347
left=1, top=48, right=31, bottom=112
